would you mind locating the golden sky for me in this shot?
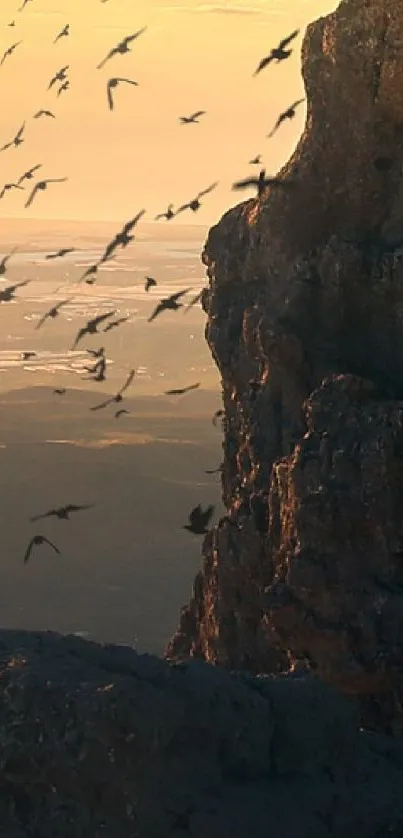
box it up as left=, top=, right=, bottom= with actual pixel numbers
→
left=0, top=0, right=338, bottom=225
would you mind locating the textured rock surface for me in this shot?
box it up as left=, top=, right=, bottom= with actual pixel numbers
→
left=166, top=0, right=403, bottom=734
left=2, top=629, right=403, bottom=837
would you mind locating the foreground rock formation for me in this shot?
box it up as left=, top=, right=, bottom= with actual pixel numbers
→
left=166, top=0, right=403, bottom=734
left=2, top=629, right=403, bottom=837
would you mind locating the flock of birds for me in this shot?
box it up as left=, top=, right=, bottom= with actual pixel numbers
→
left=1, top=1, right=304, bottom=567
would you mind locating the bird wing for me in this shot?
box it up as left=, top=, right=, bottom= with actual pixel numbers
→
left=16, top=122, right=25, bottom=140
left=122, top=208, right=145, bottom=234
left=189, top=504, right=202, bottom=526
left=170, top=288, right=191, bottom=303
left=30, top=511, right=50, bottom=522
left=97, top=47, right=116, bottom=69
left=43, top=537, right=60, bottom=554
left=154, top=212, right=165, bottom=220
left=35, top=310, right=50, bottom=329
left=90, top=396, right=115, bottom=411
left=254, top=55, right=273, bottom=76
left=175, top=203, right=191, bottom=214
left=118, top=368, right=135, bottom=396
left=71, top=326, right=88, bottom=350
left=184, top=290, right=203, bottom=312
left=290, top=98, right=305, bottom=110
left=147, top=301, right=164, bottom=322
left=47, top=178, right=68, bottom=184
left=107, top=80, right=114, bottom=110
left=23, top=537, right=36, bottom=564
left=165, top=388, right=182, bottom=395
left=125, top=27, right=147, bottom=44
left=200, top=504, right=215, bottom=526
left=279, top=29, right=299, bottom=50
left=267, top=117, right=282, bottom=139
left=197, top=182, right=218, bottom=199
left=25, top=183, right=40, bottom=207
left=190, top=110, right=205, bottom=120
left=0, top=141, right=12, bottom=152
left=117, top=77, right=139, bottom=86
left=56, top=297, right=73, bottom=311
left=93, top=310, right=116, bottom=328
left=65, top=504, right=94, bottom=514
left=232, top=178, right=258, bottom=190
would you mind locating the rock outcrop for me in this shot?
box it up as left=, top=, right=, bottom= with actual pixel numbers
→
left=3, top=629, right=403, bottom=837
left=166, top=0, right=403, bottom=734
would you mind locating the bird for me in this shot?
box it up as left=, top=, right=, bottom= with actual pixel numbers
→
left=53, top=388, right=66, bottom=395
left=57, top=80, right=69, bottom=97
left=184, top=289, right=203, bottom=313
left=31, top=504, right=94, bottom=522
left=25, top=177, right=68, bottom=208
left=103, top=316, right=130, bottom=332
left=164, top=383, right=200, bottom=396
left=21, top=351, right=36, bottom=360
left=18, top=0, right=33, bottom=10
left=48, top=65, right=69, bottom=90
left=101, top=210, right=145, bottom=261
left=0, top=122, right=25, bottom=152
left=267, top=99, right=305, bottom=138
left=54, top=24, right=69, bottom=44
left=90, top=369, right=135, bottom=412
left=183, top=504, right=214, bottom=535
left=249, top=155, right=262, bottom=165
left=107, top=77, right=138, bottom=111
left=35, top=298, right=73, bottom=330
left=24, top=535, right=60, bottom=565
left=0, top=248, right=17, bottom=276
left=254, top=30, right=300, bottom=76
left=45, top=248, right=75, bottom=260
left=71, top=311, right=116, bottom=350
left=232, top=168, right=291, bottom=198
left=97, top=28, right=147, bottom=70
left=148, top=288, right=191, bottom=322
left=0, top=182, right=24, bottom=200
left=33, top=109, right=56, bottom=119
left=179, top=111, right=205, bottom=124
left=0, top=41, right=22, bottom=66
left=115, top=409, right=129, bottom=418
left=155, top=204, right=176, bottom=221
left=8, top=21, right=16, bottom=27
left=176, top=183, right=218, bottom=215
left=0, top=280, right=29, bottom=302
left=78, top=254, right=113, bottom=284
left=83, top=355, right=107, bottom=382
left=144, top=276, right=157, bottom=292
left=17, top=164, right=42, bottom=185
left=86, top=346, right=105, bottom=359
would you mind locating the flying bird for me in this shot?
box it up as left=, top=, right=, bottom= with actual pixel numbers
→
left=0, top=248, right=17, bottom=276
left=17, top=164, right=42, bottom=185
left=148, top=288, right=191, bottom=322
left=103, top=316, right=130, bottom=332
left=107, top=77, right=138, bottom=110
left=48, top=65, right=69, bottom=90
left=24, top=535, right=60, bottom=565
left=253, top=29, right=300, bottom=75
left=0, top=182, right=24, bottom=200
left=33, top=109, right=56, bottom=119
left=54, top=388, right=66, bottom=395
left=144, top=276, right=156, bottom=292
left=1, top=41, right=22, bottom=66
left=25, top=177, right=68, bottom=208
left=102, top=209, right=145, bottom=261
left=115, top=409, right=129, bottom=418
left=90, top=369, right=135, bottom=412
left=0, top=280, right=29, bottom=302
left=31, top=504, right=93, bottom=522
left=45, top=248, right=75, bottom=260
left=155, top=204, right=176, bottom=221
left=97, top=28, right=147, bottom=70
left=176, top=183, right=218, bottom=215
left=164, top=383, right=200, bottom=396
left=267, top=99, right=305, bottom=138
left=183, top=504, right=214, bottom=535
left=83, top=355, right=107, bottom=382
left=179, top=111, right=205, bottom=124
left=71, top=311, right=115, bottom=350
left=35, top=298, right=72, bottom=330
left=54, top=24, right=69, bottom=43
left=0, top=122, right=25, bottom=152
left=57, top=80, right=69, bottom=96
left=249, top=155, right=262, bottom=165
left=21, top=351, right=36, bottom=360
left=232, top=168, right=291, bottom=198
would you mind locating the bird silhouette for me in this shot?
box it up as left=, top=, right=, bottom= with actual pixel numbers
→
left=0, top=280, right=29, bottom=302
left=90, top=369, right=135, bottom=411
left=253, top=29, right=300, bottom=75
left=33, top=109, right=56, bottom=119
left=25, top=177, right=68, bottom=208
left=21, top=351, right=36, bottom=360
left=0, top=122, right=25, bottom=152
left=17, top=164, right=42, bottom=185
left=0, top=41, right=22, bottom=66
left=45, top=248, right=75, bottom=260
left=97, top=28, right=147, bottom=69
left=103, top=316, right=130, bottom=332
left=183, top=504, right=214, bottom=535
left=57, top=80, right=69, bottom=97
left=0, top=182, right=24, bottom=200
left=115, top=408, right=129, bottom=418
left=83, top=355, right=107, bottom=382
left=107, top=77, right=138, bottom=110
left=71, top=311, right=115, bottom=350
left=232, top=168, right=291, bottom=198
left=179, top=110, right=205, bottom=124
left=54, top=24, right=69, bottom=44
left=54, top=388, right=66, bottom=395
left=48, top=65, right=69, bottom=90
left=24, top=535, right=60, bottom=565
left=0, top=248, right=17, bottom=276
left=176, top=183, right=218, bottom=214
left=35, top=298, right=73, bottom=330
left=31, top=504, right=94, bottom=523
left=267, top=99, right=305, bottom=138
left=148, top=288, right=191, bottom=322
left=165, top=383, right=200, bottom=396
left=144, top=276, right=156, bottom=292
left=155, top=204, right=176, bottom=221
left=102, top=210, right=145, bottom=261
left=249, top=155, right=262, bottom=165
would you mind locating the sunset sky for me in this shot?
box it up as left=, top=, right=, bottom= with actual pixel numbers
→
left=0, top=0, right=338, bottom=225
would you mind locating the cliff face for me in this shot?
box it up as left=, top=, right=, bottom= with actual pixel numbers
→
left=166, top=0, right=403, bottom=734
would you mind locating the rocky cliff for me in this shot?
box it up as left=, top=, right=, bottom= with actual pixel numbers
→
left=166, top=0, right=403, bottom=735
